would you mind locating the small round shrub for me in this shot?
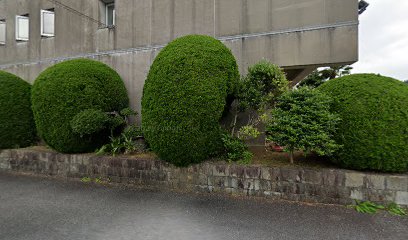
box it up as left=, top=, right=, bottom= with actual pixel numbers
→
left=32, top=59, right=129, bottom=153
left=0, top=71, right=36, bottom=149
left=142, top=35, right=240, bottom=166
left=70, top=109, right=110, bottom=136
left=318, top=74, right=408, bottom=172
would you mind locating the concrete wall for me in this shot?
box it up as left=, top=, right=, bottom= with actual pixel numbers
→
left=0, top=0, right=359, bottom=118
left=1, top=148, right=407, bottom=206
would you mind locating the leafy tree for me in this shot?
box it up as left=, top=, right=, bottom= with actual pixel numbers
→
left=266, top=87, right=341, bottom=164
left=298, top=70, right=326, bottom=88
left=299, top=65, right=352, bottom=88
left=404, top=80, right=408, bottom=84
left=320, top=65, right=353, bottom=80
left=222, top=60, right=289, bottom=164
left=230, top=60, right=289, bottom=137
left=239, top=60, right=289, bottom=111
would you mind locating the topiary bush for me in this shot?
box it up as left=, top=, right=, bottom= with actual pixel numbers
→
left=0, top=71, right=36, bottom=149
left=318, top=74, right=408, bottom=172
left=31, top=59, right=129, bottom=153
left=142, top=35, right=240, bottom=166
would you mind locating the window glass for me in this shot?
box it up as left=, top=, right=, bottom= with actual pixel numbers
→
left=106, top=3, right=115, bottom=26
left=16, top=15, right=29, bottom=41
left=41, top=10, right=55, bottom=36
left=0, top=20, right=5, bottom=44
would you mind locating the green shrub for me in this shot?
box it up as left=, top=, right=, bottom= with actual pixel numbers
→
left=142, top=35, right=240, bottom=166
left=96, top=129, right=146, bottom=156
left=318, top=74, right=408, bottom=172
left=229, top=60, right=289, bottom=138
left=31, top=59, right=129, bottom=153
left=239, top=60, right=289, bottom=111
left=221, top=134, right=253, bottom=164
left=0, top=71, right=36, bottom=149
left=266, top=87, right=341, bottom=164
left=123, top=125, right=143, bottom=140
left=70, top=109, right=110, bottom=136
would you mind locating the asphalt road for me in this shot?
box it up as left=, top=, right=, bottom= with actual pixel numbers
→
left=0, top=171, right=407, bottom=240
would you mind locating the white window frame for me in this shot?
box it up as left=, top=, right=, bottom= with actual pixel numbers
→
left=0, top=20, right=6, bottom=45
left=15, top=15, right=29, bottom=41
left=105, top=2, right=115, bottom=26
left=40, top=9, right=55, bottom=37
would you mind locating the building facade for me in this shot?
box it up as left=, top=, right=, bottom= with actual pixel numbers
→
left=0, top=0, right=359, bottom=120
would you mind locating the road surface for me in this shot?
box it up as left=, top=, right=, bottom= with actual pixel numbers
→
left=0, top=171, right=407, bottom=240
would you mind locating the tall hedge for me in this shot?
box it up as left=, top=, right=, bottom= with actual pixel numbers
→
left=0, top=71, right=36, bottom=149
left=31, top=59, right=129, bottom=153
left=142, top=35, right=240, bottom=166
left=318, top=74, right=408, bottom=172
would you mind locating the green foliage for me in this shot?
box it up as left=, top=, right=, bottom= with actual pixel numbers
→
left=221, top=134, right=253, bottom=164
left=319, top=65, right=353, bottom=80
left=31, top=59, right=129, bottom=153
left=108, top=115, right=126, bottom=130
left=120, top=107, right=138, bottom=117
left=237, top=125, right=261, bottom=140
left=81, top=177, right=92, bottom=183
left=142, top=35, right=239, bottom=166
left=350, top=201, right=385, bottom=214
left=123, top=125, right=143, bottom=140
left=94, top=177, right=103, bottom=184
left=229, top=60, right=289, bottom=142
left=238, top=152, right=253, bottom=165
left=239, top=60, right=289, bottom=111
left=298, top=70, right=327, bottom=88
left=299, top=65, right=353, bottom=88
left=318, top=74, right=408, bottom=172
left=387, top=203, right=407, bottom=216
left=349, top=201, right=407, bottom=216
left=71, top=107, right=137, bottom=138
left=266, top=87, right=341, bottom=163
left=0, top=71, right=36, bottom=149
left=96, top=136, right=123, bottom=156
left=70, top=109, right=110, bottom=136
left=93, top=111, right=143, bottom=156
left=96, top=133, right=145, bottom=156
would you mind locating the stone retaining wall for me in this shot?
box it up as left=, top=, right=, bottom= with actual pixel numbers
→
left=0, top=148, right=407, bottom=206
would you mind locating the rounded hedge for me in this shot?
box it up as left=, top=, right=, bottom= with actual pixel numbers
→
left=142, top=35, right=240, bottom=166
left=32, top=59, right=129, bottom=153
left=318, top=74, right=408, bottom=172
left=0, top=71, right=36, bottom=149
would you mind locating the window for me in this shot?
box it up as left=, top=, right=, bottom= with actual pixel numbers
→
left=105, top=2, right=115, bottom=26
left=0, top=20, right=5, bottom=45
left=16, top=15, right=29, bottom=41
left=98, top=0, right=115, bottom=28
left=41, top=9, right=55, bottom=37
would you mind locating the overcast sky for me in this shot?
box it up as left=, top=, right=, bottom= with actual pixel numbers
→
left=351, top=0, right=408, bottom=80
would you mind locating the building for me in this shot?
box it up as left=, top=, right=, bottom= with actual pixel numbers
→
left=0, top=0, right=359, bottom=121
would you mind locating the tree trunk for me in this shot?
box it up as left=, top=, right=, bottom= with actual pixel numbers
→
left=289, top=151, right=294, bottom=164
left=231, top=110, right=238, bottom=137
